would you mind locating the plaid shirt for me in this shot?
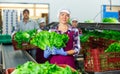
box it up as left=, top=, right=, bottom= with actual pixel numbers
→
left=49, top=24, right=81, bottom=55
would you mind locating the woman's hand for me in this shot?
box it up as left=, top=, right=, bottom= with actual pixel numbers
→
left=54, top=48, right=67, bottom=56
left=44, top=46, right=52, bottom=58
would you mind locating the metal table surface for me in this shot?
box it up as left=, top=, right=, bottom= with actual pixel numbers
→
left=0, top=45, right=1, bottom=64
left=0, top=45, right=2, bottom=74
left=1, top=44, right=36, bottom=69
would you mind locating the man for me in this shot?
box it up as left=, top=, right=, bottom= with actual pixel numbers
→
left=16, top=9, right=39, bottom=31
left=37, top=18, right=47, bottom=30
left=16, top=9, right=39, bottom=59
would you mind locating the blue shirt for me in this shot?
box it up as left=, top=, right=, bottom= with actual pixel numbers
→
left=16, top=19, right=39, bottom=32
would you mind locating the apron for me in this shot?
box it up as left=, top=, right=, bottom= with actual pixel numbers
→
left=50, top=30, right=76, bottom=69
left=36, top=48, right=48, bottom=63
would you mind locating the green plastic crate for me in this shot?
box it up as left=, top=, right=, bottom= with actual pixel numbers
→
left=0, top=34, right=12, bottom=44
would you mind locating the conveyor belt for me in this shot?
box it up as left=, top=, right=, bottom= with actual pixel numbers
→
left=1, top=44, right=36, bottom=69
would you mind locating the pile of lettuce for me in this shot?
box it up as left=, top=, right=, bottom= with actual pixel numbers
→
left=105, top=42, right=120, bottom=52
left=11, top=61, right=78, bottom=74
left=84, top=19, right=94, bottom=23
left=102, top=17, right=118, bottom=23
left=30, top=31, right=69, bottom=50
left=14, top=29, right=36, bottom=48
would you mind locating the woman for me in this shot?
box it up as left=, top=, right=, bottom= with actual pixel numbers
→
left=44, top=9, right=81, bottom=69
left=71, top=18, right=82, bottom=36
left=71, top=18, right=78, bottom=28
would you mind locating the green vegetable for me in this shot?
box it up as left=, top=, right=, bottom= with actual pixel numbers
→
left=11, top=61, right=78, bottom=74
left=102, top=30, right=120, bottom=40
left=102, top=17, right=118, bottom=23
left=84, top=20, right=94, bottom=23
left=14, top=29, right=37, bottom=48
left=30, top=31, right=69, bottom=50
left=82, top=30, right=120, bottom=41
left=80, top=34, right=90, bottom=43
left=105, top=42, right=120, bottom=52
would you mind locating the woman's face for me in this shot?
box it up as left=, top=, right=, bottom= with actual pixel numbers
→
left=59, top=12, right=70, bottom=24
left=72, top=21, right=78, bottom=27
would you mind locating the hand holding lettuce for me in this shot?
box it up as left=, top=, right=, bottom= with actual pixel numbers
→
left=54, top=47, right=67, bottom=56
left=44, top=46, right=52, bottom=58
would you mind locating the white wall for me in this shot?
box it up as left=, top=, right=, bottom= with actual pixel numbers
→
left=0, top=0, right=120, bottom=23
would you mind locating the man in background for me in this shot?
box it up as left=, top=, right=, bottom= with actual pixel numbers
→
left=16, top=9, right=39, bottom=31
left=16, top=9, right=39, bottom=59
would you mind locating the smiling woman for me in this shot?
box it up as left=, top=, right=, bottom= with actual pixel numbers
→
left=43, top=8, right=81, bottom=69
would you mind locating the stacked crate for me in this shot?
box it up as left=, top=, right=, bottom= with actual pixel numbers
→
left=84, top=49, right=120, bottom=72
left=84, top=37, right=120, bottom=72
left=2, top=9, right=18, bottom=35
left=0, top=34, right=12, bottom=44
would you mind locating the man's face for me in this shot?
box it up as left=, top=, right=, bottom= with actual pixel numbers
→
left=23, top=11, right=29, bottom=19
left=59, top=12, right=70, bottom=24
left=72, top=20, right=78, bottom=27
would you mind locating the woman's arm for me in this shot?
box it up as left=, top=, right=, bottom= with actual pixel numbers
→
left=67, top=28, right=81, bottom=55
left=66, top=49, right=76, bottom=55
